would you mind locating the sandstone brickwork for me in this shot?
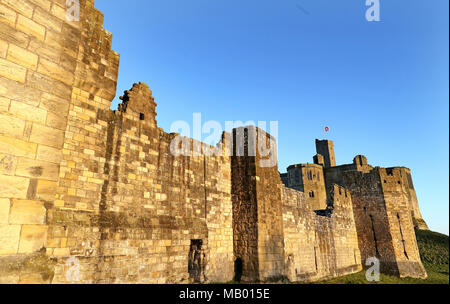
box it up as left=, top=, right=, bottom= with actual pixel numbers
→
left=0, top=0, right=428, bottom=283
left=282, top=185, right=361, bottom=282
left=283, top=141, right=428, bottom=279
left=231, top=127, right=286, bottom=282
left=319, top=152, right=427, bottom=279
left=285, top=163, right=327, bottom=210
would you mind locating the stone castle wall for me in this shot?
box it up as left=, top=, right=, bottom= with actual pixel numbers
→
left=281, top=185, right=361, bottom=282
left=231, top=127, right=362, bottom=283
left=327, top=167, right=427, bottom=278
left=47, top=81, right=235, bottom=283
left=0, top=0, right=427, bottom=283
left=231, top=127, right=286, bottom=282
left=284, top=164, right=328, bottom=210
left=0, top=0, right=234, bottom=283
left=0, top=0, right=111, bottom=283
left=378, top=168, right=426, bottom=278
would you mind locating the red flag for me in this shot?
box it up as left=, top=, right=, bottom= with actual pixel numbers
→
left=324, top=126, right=330, bottom=133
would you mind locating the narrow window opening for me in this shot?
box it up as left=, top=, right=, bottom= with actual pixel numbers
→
left=139, top=113, right=145, bottom=121
left=314, top=247, right=319, bottom=271
left=369, top=215, right=380, bottom=258
left=397, top=214, right=409, bottom=259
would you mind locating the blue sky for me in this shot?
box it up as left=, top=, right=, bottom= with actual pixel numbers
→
left=95, top=0, right=449, bottom=235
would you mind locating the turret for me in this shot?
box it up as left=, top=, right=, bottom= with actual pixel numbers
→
left=315, top=139, right=336, bottom=168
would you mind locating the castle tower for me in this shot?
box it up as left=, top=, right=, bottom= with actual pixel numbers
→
left=313, top=154, right=325, bottom=166
left=353, top=155, right=372, bottom=173
left=327, top=167, right=427, bottom=279
left=315, top=140, right=336, bottom=168
left=286, top=164, right=328, bottom=210
left=231, top=126, right=285, bottom=282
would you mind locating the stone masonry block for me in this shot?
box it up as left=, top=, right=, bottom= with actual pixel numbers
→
left=0, top=198, right=10, bottom=224
left=0, top=76, right=41, bottom=106
left=9, top=199, right=46, bottom=224
left=0, top=58, right=27, bottom=83
left=0, top=39, right=8, bottom=58
left=0, top=224, right=21, bottom=255
left=37, top=58, right=74, bottom=86
left=2, top=0, right=34, bottom=18
left=35, top=179, right=56, bottom=201
left=36, top=144, right=62, bottom=164
left=16, top=15, right=46, bottom=41
left=0, top=97, right=10, bottom=112
left=18, top=224, right=48, bottom=253
left=0, top=4, right=17, bottom=27
left=45, top=111, right=67, bottom=130
left=0, top=135, right=37, bottom=158
left=15, top=157, right=59, bottom=181
left=7, top=44, right=38, bottom=70
left=39, top=93, right=70, bottom=115
left=0, top=174, right=30, bottom=199
left=9, top=100, right=47, bottom=124
left=0, top=153, right=16, bottom=175
left=50, top=3, right=67, bottom=21
left=28, top=0, right=52, bottom=11
left=29, top=123, right=64, bottom=149
left=32, top=6, right=63, bottom=33
left=0, top=113, right=26, bottom=138
left=28, top=39, right=59, bottom=63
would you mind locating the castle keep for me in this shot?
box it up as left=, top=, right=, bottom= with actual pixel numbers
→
left=0, top=0, right=428, bottom=283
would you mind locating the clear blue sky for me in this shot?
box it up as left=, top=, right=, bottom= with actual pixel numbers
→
left=96, top=0, right=449, bottom=235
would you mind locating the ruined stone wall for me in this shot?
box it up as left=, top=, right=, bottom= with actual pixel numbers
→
left=281, top=184, right=361, bottom=282
left=0, top=0, right=234, bottom=284
left=48, top=83, right=234, bottom=283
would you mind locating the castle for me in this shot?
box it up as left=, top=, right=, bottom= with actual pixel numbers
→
left=0, top=0, right=428, bottom=283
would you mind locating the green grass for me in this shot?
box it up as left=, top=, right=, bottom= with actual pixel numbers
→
left=316, top=229, right=449, bottom=284
left=416, top=229, right=449, bottom=265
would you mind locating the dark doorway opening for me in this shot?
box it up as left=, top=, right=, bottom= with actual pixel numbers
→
left=188, top=240, right=203, bottom=282
left=234, top=258, right=243, bottom=282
